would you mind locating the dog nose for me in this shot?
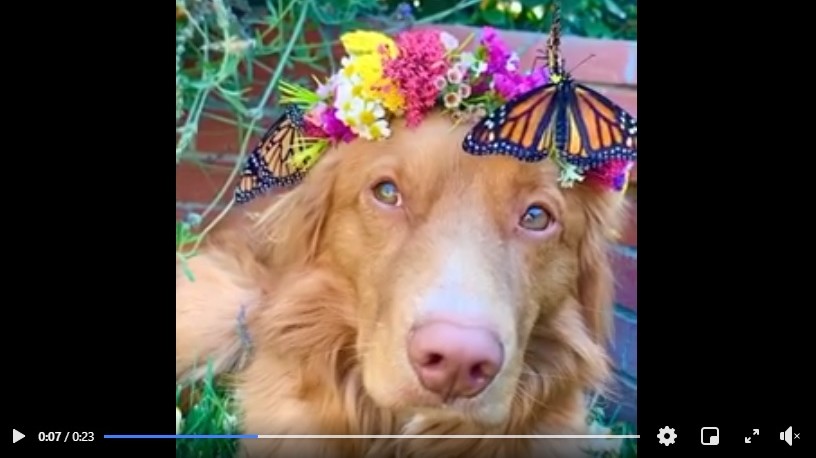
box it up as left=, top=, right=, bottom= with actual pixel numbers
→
left=408, top=321, right=504, bottom=399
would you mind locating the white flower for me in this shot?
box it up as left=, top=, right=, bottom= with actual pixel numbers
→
left=353, top=101, right=391, bottom=140
left=334, top=82, right=364, bottom=125
left=333, top=84, right=390, bottom=141
left=443, top=91, right=462, bottom=109
left=358, top=118, right=391, bottom=140
left=459, top=51, right=488, bottom=77
left=446, top=67, right=464, bottom=85
left=557, top=162, right=585, bottom=187
left=316, top=74, right=339, bottom=100
left=440, top=31, right=459, bottom=52
left=459, top=51, right=476, bottom=69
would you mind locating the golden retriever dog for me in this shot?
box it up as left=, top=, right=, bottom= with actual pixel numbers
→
left=176, top=110, right=628, bottom=458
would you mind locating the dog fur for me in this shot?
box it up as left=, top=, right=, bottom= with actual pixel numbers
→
left=176, top=111, right=628, bottom=457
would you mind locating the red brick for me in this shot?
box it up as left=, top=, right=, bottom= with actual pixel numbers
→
left=176, top=161, right=240, bottom=206
left=243, top=58, right=337, bottom=100
left=193, top=111, right=243, bottom=154
left=192, top=109, right=291, bottom=157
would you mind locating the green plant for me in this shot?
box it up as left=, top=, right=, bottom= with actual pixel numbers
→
left=176, top=218, right=201, bottom=282
left=175, top=379, right=636, bottom=457
left=175, top=0, right=483, bottom=266
left=585, top=394, right=638, bottom=458
left=176, top=363, right=239, bottom=456
left=176, top=0, right=377, bottom=265
left=382, top=0, right=637, bottom=40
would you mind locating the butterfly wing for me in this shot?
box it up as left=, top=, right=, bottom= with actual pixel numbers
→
left=556, top=83, right=637, bottom=172
left=462, top=83, right=561, bottom=162
left=463, top=80, right=637, bottom=174
left=234, top=105, right=306, bottom=204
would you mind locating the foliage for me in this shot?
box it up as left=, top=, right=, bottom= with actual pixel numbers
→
left=175, top=373, right=636, bottom=457
left=176, top=364, right=239, bottom=457
left=175, top=0, right=485, bottom=263
left=383, top=0, right=637, bottom=40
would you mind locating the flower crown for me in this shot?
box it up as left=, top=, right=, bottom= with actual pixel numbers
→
left=276, top=26, right=633, bottom=194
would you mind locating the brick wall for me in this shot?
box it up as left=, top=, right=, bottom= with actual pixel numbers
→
left=176, top=26, right=638, bottom=425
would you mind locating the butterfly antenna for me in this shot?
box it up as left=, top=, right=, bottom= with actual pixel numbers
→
left=568, top=54, right=596, bottom=74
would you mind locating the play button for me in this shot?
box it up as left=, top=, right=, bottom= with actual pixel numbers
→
left=13, top=429, right=24, bottom=444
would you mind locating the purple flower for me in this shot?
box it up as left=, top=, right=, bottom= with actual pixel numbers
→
left=585, top=159, right=632, bottom=191
left=480, top=27, right=513, bottom=75
left=321, top=106, right=355, bottom=143
left=476, top=27, right=550, bottom=101
left=395, top=2, right=413, bottom=20
left=494, top=66, right=549, bottom=100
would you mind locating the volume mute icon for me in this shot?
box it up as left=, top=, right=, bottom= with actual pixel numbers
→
left=780, top=426, right=799, bottom=446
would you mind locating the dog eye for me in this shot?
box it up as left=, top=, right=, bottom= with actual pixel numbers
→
left=372, top=181, right=401, bottom=206
left=519, top=205, right=552, bottom=231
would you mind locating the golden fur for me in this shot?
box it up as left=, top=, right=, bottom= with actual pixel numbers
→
left=176, top=112, right=628, bottom=457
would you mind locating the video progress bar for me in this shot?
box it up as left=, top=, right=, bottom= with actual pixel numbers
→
left=105, top=434, right=640, bottom=439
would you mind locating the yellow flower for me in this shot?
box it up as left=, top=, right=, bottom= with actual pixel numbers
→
left=341, top=30, right=398, bottom=58
left=350, top=53, right=405, bottom=113
left=337, top=31, right=405, bottom=113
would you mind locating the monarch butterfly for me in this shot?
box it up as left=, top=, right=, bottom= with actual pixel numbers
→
left=462, top=1, right=637, bottom=176
left=234, top=104, right=306, bottom=204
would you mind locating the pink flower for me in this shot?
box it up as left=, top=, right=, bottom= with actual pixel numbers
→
left=476, top=26, right=550, bottom=101
left=306, top=102, right=328, bottom=126
left=320, top=106, right=355, bottom=143
left=302, top=118, right=329, bottom=139
left=382, top=29, right=448, bottom=127
left=480, top=27, right=513, bottom=76
left=584, top=160, right=633, bottom=191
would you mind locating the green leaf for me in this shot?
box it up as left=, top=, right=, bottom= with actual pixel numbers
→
left=603, top=0, right=626, bottom=19
left=481, top=7, right=507, bottom=26
left=176, top=221, right=187, bottom=250
left=179, top=257, right=196, bottom=282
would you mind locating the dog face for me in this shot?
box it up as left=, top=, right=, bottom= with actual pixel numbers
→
left=257, top=112, right=625, bottom=427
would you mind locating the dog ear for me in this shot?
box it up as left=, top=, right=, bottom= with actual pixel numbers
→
left=251, top=150, right=342, bottom=268
left=568, top=185, right=630, bottom=344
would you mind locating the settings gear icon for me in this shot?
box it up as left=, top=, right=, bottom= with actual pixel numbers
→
left=657, top=426, right=677, bottom=446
